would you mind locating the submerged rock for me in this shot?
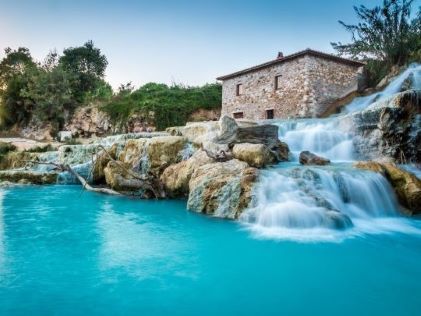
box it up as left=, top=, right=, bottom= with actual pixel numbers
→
left=354, top=161, right=421, bottom=214
left=299, top=151, right=330, bottom=165
left=187, top=159, right=258, bottom=219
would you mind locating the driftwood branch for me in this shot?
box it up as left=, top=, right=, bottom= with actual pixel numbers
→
left=63, top=164, right=121, bottom=195
left=21, top=159, right=121, bottom=196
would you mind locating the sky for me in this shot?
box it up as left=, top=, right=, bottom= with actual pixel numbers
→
left=0, top=0, right=382, bottom=89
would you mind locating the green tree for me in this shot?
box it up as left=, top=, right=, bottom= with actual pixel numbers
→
left=0, top=47, right=37, bottom=127
left=21, top=66, right=76, bottom=129
left=59, top=40, right=108, bottom=102
left=332, top=0, right=420, bottom=66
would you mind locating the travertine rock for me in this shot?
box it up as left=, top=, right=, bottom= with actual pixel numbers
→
left=187, top=159, right=258, bottom=219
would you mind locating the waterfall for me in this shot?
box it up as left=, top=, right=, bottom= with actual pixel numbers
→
left=342, top=63, right=421, bottom=114
left=241, top=165, right=420, bottom=241
left=274, top=118, right=355, bottom=161
left=242, top=64, right=421, bottom=241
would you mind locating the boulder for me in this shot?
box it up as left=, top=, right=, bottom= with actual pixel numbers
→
left=118, top=139, right=148, bottom=170
left=103, top=160, right=159, bottom=198
left=352, top=90, right=421, bottom=163
left=299, top=151, right=330, bottom=165
left=214, top=116, right=279, bottom=148
left=160, top=150, right=214, bottom=196
left=92, top=144, right=118, bottom=184
left=146, top=136, right=187, bottom=175
left=187, top=159, right=258, bottom=219
left=232, top=143, right=276, bottom=168
left=180, top=121, right=220, bottom=145
left=274, top=140, right=290, bottom=161
left=354, top=161, right=421, bottom=214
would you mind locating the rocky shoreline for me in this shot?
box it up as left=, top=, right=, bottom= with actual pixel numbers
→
left=0, top=78, right=420, bottom=220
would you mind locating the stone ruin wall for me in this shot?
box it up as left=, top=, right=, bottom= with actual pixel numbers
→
left=221, top=55, right=362, bottom=119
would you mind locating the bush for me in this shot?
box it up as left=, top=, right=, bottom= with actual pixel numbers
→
left=102, top=83, right=222, bottom=130
left=0, top=142, right=16, bottom=155
left=25, top=144, right=55, bottom=153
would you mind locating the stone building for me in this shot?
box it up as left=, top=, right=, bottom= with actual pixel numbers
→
left=217, top=49, right=365, bottom=120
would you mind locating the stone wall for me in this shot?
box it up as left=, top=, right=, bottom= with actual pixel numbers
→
left=221, top=55, right=362, bottom=119
left=306, top=56, right=362, bottom=116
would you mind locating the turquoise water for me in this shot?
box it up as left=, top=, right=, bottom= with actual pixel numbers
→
left=1, top=186, right=421, bottom=316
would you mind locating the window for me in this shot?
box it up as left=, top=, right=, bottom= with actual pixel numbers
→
left=275, top=75, right=282, bottom=90
left=236, top=83, right=243, bottom=96
left=233, top=112, right=244, bottom=119
left=266, top=109, right=274, bottom=119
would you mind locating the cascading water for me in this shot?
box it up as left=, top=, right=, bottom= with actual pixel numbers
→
left=274, top=118, right=355, bottom=161
left=242, top=64, right=421, bottom=241
left=342, top=63, right=421, bottom=114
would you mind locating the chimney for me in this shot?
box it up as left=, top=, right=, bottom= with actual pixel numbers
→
left=277, top=52, right=284, bottom=59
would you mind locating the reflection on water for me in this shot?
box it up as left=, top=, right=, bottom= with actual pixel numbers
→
left=96, top=201, right=196, bottom=281
left=0, top=190, right=6, bottom=274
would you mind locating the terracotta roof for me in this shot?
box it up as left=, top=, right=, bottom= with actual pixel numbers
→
left=216, top=49, right=365, bottom=81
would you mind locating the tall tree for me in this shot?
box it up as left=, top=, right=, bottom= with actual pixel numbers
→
left=59, top=40, right=108, bottom=101
left=332, top=0, right=421, bottom=66
left=0, top=47, right=37, bottom=127
left=21, top=66, right=76, bottom=129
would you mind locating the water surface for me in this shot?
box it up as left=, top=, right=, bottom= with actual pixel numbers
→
left=0, top=185, right=420, bottom=315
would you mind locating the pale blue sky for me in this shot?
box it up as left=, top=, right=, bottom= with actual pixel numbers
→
left=0, top=0, right=382, bottom=88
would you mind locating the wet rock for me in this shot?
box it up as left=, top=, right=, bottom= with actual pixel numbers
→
left=232, top=143, right=277, bottom=168
left=325, top=210, right=353, bottom=229
left=118, top=139, right=148, bottom=171
left=274, top=140, right=290, bottom=161
left=146, top=136, right=187, bottom=175
left=352, top=90, right=421, bottom=163
left=58, top=144, right=101, bottom=166
left=0, top=170, right=57, bottom=184
left=299, top=151, right=330, bottom=165
left=187, top=159, right=258, bottom=219
left=354, top=161, right=421, bottom=214
left=160, top=150, right=214, bottom=196
left=92, top=144, right=118, bottom=184
left=214, top=115, right=280, bottom=148
left=103, top=161, right=158, bottom=197
left=0, top=151, right=40, bottom=170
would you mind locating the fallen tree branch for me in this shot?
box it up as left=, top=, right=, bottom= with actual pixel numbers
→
left=20, top=159, right=121, bottom=196
left=63, top=164, right=121, bottom=196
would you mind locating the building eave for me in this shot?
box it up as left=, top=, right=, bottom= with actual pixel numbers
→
left=216, top=49, right=365, bottom=81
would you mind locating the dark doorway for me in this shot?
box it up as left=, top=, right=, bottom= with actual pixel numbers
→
left=233, top=112, right=244, bottom=119
left=266, top=109, right=274, bottom=119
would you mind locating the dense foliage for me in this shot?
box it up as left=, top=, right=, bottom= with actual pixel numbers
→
left=0, top=41, right=221, bottom=132
left=0, top=41, right=109, bottom=130
left=102, top=82, right=222, bottom=130
left=332, top=0, right=421, bottom=86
